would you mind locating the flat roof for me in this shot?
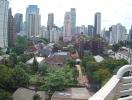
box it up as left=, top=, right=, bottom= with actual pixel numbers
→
left=52, top=88, right=90, bottom=100
left=13, top=88, right=46, bottom=100
left=94, top=55, right=104, bottom=62
left=26, top=57, right=45, bottom=64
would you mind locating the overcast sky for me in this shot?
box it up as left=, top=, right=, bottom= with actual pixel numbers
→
left=10, top=0, right=132, bottom=30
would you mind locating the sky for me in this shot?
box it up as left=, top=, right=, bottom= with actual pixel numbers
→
left=10, top=0, right=132, bottom=31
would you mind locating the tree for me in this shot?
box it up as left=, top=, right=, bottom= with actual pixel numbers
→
left=112, top=43, right=122, bottom=53
left=44, top=70, right=65, bottom=92
left=32, top=56, right=39, bottom=73
left=38, top=64, right=48, bottom=76
left=33, top=94, right=42, bottom=100
left=10, top=66, right=30, bottom=89
left=93, top=68, right=112, bottom=85
left=0, top=89, right=12, bottom=100
left=8, top=53, right=17, bottom=68
left=12, top=36, right=28, bottom=55
left=0, top=65, right=13, bottom=91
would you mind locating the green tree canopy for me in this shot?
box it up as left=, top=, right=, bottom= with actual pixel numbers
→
left=10, top=66, right=30, bottom=89
left=32, top=56, right=39, bottom=73
left=0, top=65, right=13, bottom=91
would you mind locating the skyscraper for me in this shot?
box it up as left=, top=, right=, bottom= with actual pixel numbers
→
left=47, top=13, right=54, bottom=30
left=88, top=25, right=94, bottom=37
left=109, top=23, right=127, bottom=44
left=63, top=12, right=72, bottom=42
left=94, top=12, right=101, bottom=35
left=26, top=5, right=41, bottom=38
left=8, top=8, right=16, bottom=47
left=71, top=8, right=76, bottom=35
left=47, top=13, right=54, bottom=41
left=14, top=13, right=23, bottom=34
left=129, top=26, right=132, bottom=41
left=0, top=0, right=9, bottom=48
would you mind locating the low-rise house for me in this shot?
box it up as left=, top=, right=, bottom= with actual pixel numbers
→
left=51, top=88, right=90, bottom=100
left=24, top=47, right=38, bottom=54
left=115, top=47, right=132, bottom=63
left=13, top=88, right=46, bottom=100
left=26, top=57, right=45, bottom=65
left=45, top=56, right=65, bottom=67
left=94, top=55, right=104, bottom=62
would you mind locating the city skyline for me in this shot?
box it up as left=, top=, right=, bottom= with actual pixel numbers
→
left=10, top=0, right=132, bottom=30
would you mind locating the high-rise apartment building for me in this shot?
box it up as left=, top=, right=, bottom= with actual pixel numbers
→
left=63, top=12, right=72, bottom=42
left=14, top=13, right=23, bottom=34
left=26, top=5, right=41, bottom=38
left=50, top=26, right=62, bottom=43
left=8, top=8, right=16, bottom=47
left=129, top=26, right=132, bottom=41
left=109, top=23, right=127, bottom=44
left=47, top=13, right=54, bottom=30
left=94, top=12, right=101, bottom=35
left=47, top=13, right=54, bottom=41
left=88, top=25, right=94, bottom=37
left=71, top=8, right=76, bottom=35
left=0, top=0, right=9, bottom=48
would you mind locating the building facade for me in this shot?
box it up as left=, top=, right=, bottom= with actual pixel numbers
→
left=14, top=13, right=23, bottom=34
left=129, top=25, right=132, bottom=42
left=47, top=13, right=54, bottom=41
left=94, top=12, right=101, bottom=35
left=109, top=23, right=127, bottom=44
left=26, top=5, right=41, bottom=38
left=88, top=25, right=94, bottom=37
left=0, top=0, right=9, bottom=48
left=71, top=8, right=76, bottom=35
left=63, top=12, right=72, bottom=42
left=47, top=13, right=54, bottom=30
left=8, top=8, right=16, bottom=47
left=50, top=26, right=62, bottom=43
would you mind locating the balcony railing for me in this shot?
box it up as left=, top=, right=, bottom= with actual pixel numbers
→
left=89, top=65, right=132, bottom=100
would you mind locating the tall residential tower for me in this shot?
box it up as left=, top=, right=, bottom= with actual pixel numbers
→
left=0, top=0, right=9, bottom=48
left=71, top=8, right=76, bottom=35
left=94, top=12, right=101, bottom=35
left=63, top=12, right=72, bottom=42
left=26, top=5, right=41, bottom=38
left=8, top=8, right=16, bottom=47
left=14, top=13, right=23, bottom=34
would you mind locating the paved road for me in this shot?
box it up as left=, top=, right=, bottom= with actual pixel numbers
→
left=75, top=64, right=89, bottom=86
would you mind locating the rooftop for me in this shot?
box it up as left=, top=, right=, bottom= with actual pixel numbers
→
left=13, top=88, right=46, bottom=100
left=52, top=88, right=90, bottom=100
left=94, top=55, right=104, bottom=62
left=26, top=57, right=45, bottom=65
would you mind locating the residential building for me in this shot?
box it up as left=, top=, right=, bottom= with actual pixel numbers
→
left=40, top=26, right=48, bottom=39
left=47, top=13, right=54, bottom=30
left=26, top=5, right=41, bottom=38
left=63, top=12, right=72, bottom=42
left=50, top=26, right=62, bottom=43
left=71, top=8, right=76, bottom=35
left=8, top=8, right=16, bottom=47
left=14, top=13, right=23, bottom=34
left=109, top=23, right=127, bottom=44
left=13, top=88, right=46, bottom=100
left=94, top=12, right=101, bottom=35
left=51, top=88, right=90, bottom=100
left=47, top=13, right=54, bottom=41
left=0, top=0, right=9, bottom=48
left=88, top=25, right=94, bottom=37
left=129, top=25, right=132, bottom=41
left=80, top=25, right=85, bottom=34
left=76, top=26, right=81, bottom=34
left=102, top=29, right=110, bottom=42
